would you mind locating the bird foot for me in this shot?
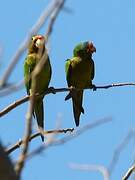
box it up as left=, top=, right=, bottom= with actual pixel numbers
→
left=92, top=84, right=97, bottom=91
left=48, top=86, right=56, bottom=94
left=70, top=86, right=75, bottom=90
left=69, top=86, right=77, bottom=94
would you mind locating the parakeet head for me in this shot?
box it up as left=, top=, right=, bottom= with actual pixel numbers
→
left=73, top=41, right=96, bottom=57
left=28, top=35, right=46, bottom=53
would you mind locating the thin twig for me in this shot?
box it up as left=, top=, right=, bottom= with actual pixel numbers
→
left=122, top=164, right=135, bottom=180
left=0, top=80, right=24, bottom=97
left=6, top=128, right=74, bottom=155
left=0, top=86, right=68, bottom=118
left=108, top=129, right=135, bottom=175
left=0, top=96, right=29, bottom=117
left=45, top=0, right=66, bottom=38
left=1, top=82, right=135, bottom=118
left=95, top=82, right=135, bottom=89
left=6, top=118, right=111, bottom=155
left=28, top=117, right=112, bottom=158
left=70, top=163, right=109, bottom=180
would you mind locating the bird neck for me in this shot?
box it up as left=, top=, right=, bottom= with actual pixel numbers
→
left=28, top=46, right=45, bottom=57
left=75, top=53, right=92, bottom=60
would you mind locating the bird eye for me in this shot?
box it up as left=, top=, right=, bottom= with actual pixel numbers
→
left=31, top=37, right=37, bottom=44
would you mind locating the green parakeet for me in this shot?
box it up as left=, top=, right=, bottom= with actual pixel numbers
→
left=65, top=41, right=96, bottom=126
left=24, top=35, right=52, bottom=141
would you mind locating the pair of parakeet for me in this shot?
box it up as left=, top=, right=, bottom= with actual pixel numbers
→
left=24, top=35, right=96, bottom=141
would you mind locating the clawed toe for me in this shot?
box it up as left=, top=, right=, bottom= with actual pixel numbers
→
left=48, top=87, right=56, bottom=94
left=92, top=84, right=97, bottom=91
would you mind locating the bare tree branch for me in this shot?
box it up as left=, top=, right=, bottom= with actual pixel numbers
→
left=6, top=128, right=74, bottom=154
left=0, top=95, right=29, bottom=117
left=0, top=0, right=66, bottom=88
left=6, top=118, right=111, bottom=156
left=1, top=82, right=135, bottom=118
left=122, top=164, right=135, bottom=180
left=108, top=129, right=135, bottom=175
left=69, top=129, right=135, bottom=180
left=15, top=49, right=49, bottom=177
left=70, top=163, right=109, bottom=180
left=45, top=0, right=65, bottom=38
left=14, top=1, right=66, bottom=177
left=1, top=81, right=135, bottom=98
left=15, top=93, right=35, bottom=177
left=0, top=80, right=24, bottom=97
left=0, top=0, right=66, bottom=97
left=28, top=117, right=112, bottom=159
left=94, top=82, right=135, bottom=89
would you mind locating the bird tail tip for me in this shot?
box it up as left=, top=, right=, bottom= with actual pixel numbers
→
left=40, top=134, right=44, bottom=142
left=65, top=93, right=72, bottom=101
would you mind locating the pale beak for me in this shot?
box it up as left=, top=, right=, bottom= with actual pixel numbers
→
left=35, top=38, right=45, bottom=48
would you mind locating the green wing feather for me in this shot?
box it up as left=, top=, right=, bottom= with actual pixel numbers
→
left=65, top=59, right=72, bottom=100
left=91, top=59, right=95, bottom=80
left=65, top=58, right=84, bottom=126
left=24, top=54, right=51, bottom=142
left=24, top=55, right=36, bottom=95
left=24, top=60, right=30, bottom=95
left=65, top=59, right=72, bottom=87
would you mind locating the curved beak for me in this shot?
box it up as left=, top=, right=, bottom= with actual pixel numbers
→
left=88, top=42, right=96, bottom=53
left=91, top=45, right=96, bottom=53
left=35, top=37, right=45, bottom=48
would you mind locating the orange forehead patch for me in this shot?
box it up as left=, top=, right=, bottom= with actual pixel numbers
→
left=88, top=42, right=96, bottom=53
left=33, top=35, right=44, bottom=40
left=88, top=42, right=94, bottom=48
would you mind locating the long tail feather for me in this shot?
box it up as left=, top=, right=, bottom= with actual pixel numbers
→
left=72, top=90, right=84, bottom=126
left=65, top=92, right=72, bottom=101
left=34, top=99, right=44, bottom=141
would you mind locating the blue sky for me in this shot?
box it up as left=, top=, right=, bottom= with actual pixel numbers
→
left=0, top=0, right=135, bottom=179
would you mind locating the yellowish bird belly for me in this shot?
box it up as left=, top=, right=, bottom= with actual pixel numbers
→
left=71, top=59, right=92, bottom=89
left=31, top=63, right=51, bottom=96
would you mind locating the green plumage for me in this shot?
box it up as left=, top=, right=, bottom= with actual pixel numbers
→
left=24, top=35, right=51, bottom=141
left=65, top=41, right=96, bottom=126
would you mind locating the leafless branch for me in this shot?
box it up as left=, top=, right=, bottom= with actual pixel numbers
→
left=70, top=163, right=109, bottom=180
left=0, top=0, right=66, bottom=88
left=6, top=117, right=111, bottom=156
left=0, top=0, right=66, bottom=97
left=28, top=117, right=112, bottom=159
left=108, top=129, right=135, bottom=175
left=45, top=0, right=66, bottom=38
left=14, top=1, right=66, bottom=177
left=6, top=128, right=74, bottom=154
left=94, top=82, right=135, bottom=89
left=0, top=80, right=24, bottom=97
left=15, top=51, right=47, bottom=176
left=15, top=93, right=35, bottom=177
left=1, top=82, right=135, bottom=118
left=68, top=129, right=135, bottom=180
left=122, top=164, right=135, bottom=180
left=0, top=95, right=29, bottom=117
